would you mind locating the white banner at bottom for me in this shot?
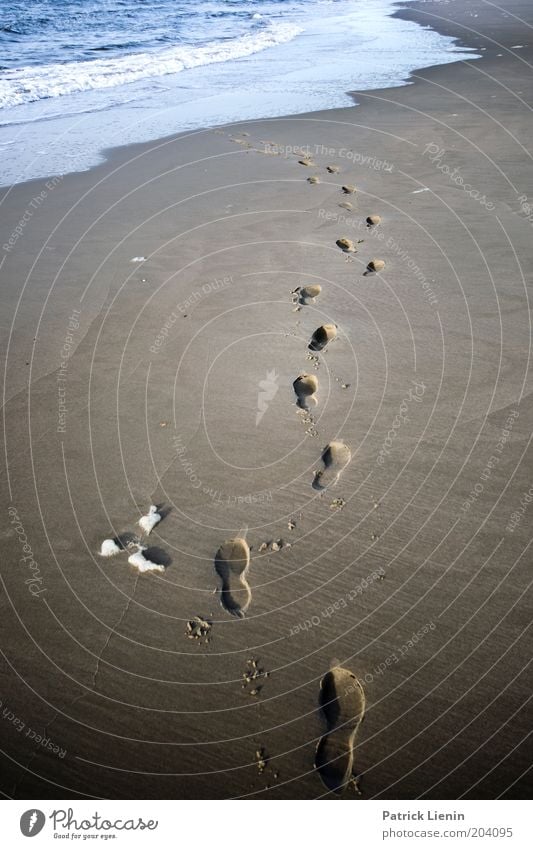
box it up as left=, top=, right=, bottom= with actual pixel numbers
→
left=2, top=800, right=529, bottom=848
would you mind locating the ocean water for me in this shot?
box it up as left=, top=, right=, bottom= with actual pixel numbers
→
left=0, top=0, right=479, bottom=184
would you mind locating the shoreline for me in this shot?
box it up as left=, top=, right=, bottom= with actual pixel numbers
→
left=0, top=0, right=479, bottom=192
left=1, top=0, right=532, bottom=800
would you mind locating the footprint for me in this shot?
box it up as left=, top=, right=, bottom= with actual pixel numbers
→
left=312, top=440, right=351, bottom=490
left=294, top=283, right=321, bottom=305
left=293, top=374, right=319, bottom=410
left=336, top=237, right=356, bottom=253
left=309, top=323, right=337, bottom=352
left=307, top=175, right=320, bottom=185
left=365, top=258, right=385, bottom=274
left=366, top=214, right=381, bottom=227
left=214, top=538, right=251, bottom=618
left=326, top=165, right=340, bottom=173
left=99, top=539, right=121, bottom=557
left=315, top=666, right=366, bottom=794
left=299, top=158, right=316, bottom=167
left=338, top=201, right=353, bottom=211
left=127, top=545, right=165, bottom=573
left=98, top=531, right=139, bottom=557
left=138, top=504, right=161, bottom=535
left=341, top=185, right=356, bottom=194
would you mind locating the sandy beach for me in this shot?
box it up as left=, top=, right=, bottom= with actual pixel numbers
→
left=1, top=0, right=532, bottom=800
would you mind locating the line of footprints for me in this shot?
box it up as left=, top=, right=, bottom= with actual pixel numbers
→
left=96, top=158, right=381, bottom=793
left=99, top=473, right=364, bottom=790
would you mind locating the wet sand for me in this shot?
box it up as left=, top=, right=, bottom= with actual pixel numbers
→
left=0, top=0, right=532, bottom=799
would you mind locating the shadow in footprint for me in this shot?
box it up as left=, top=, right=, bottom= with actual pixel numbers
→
left=293, top=374, right=318, bottom=410
left=115, top=531, right=140, bottom=550
left=214, top=538, right=251, bottom=618
left=364, top=258, right=385, bottom=275
left=336, top=238, right=356, bottom=253
left=309, top=324, right=337, bottom=352
left=315, top=666, right=366, bottom=794
left=143, top=546, right=172, bottom=568
left=312, top=440, right=351, bottom=490
left=155, top=504, right=172, bottom=522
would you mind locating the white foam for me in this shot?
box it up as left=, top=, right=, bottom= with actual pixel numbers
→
left=0, top=22, right=303, bottom=108
left=138, top=505, right=161, bottom=535
left=99, top=538, right=121, bottom=557
left=128, top=546, right=165, bottom=573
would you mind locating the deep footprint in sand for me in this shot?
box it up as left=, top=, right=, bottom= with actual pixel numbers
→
left=214, top=538, right=251, bottom=618
left=336, top=237, right=356, bottom=253
left=315, top=666, right=366, bottom=794
left=127, top=545, right=165, bottom=573
left=365, top=258, right=385, bottom=274
left=294, top=283, right=321, bottom=305
left=293, top=374, right=319, bottom=410
left=98, top=531, right=139, bottom=557
left=309, top=323, right=337, bottom=352
left=312, top=440, right=351, bottom=489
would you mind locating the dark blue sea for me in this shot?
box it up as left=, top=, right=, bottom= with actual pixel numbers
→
left=0, top=0, right=478, bottom=183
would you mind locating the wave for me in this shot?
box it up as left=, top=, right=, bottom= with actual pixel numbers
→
left=0, top=21, right=303, bottom=108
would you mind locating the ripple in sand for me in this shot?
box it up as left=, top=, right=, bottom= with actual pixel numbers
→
left=309, top=323, right=337, bottom=352
left=315, top=666, right=365, bottom=794
left=214, top=537, right=251, bottom=618
left=312, top=440, right=351, bottom=490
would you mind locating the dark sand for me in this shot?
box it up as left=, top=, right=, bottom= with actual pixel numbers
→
left=1, top=0, right=532, bottom=799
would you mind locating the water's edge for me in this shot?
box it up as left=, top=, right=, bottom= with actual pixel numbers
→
left=0, top=0, right=480, bottom=190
